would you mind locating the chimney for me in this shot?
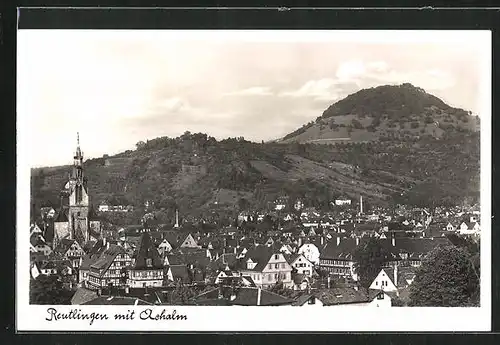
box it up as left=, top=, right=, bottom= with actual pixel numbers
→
left=360, top=196, right=363, bottom=214
left=106, top=241, right=110, bottom=250
left=174, top=210, right=179, bottom=228
left=125, top=286, right=130, bottom=294
left=336, top=237, right=341, bottom=246
left=327, top=276, right=331, bottom=289
left=356, top=237, right=359, bottom=246
left=321, top=236, right=324, bottom=246
left=392, top=237, right=396, bottom=247
left=234, top=247, right=237, bottom=254
left=298, top=237, right=303, bottom=247
left=257, top=288, right=262, bottom=306
left=394, top=264, right=398, bottom=289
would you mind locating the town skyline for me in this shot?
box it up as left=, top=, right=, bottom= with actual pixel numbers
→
left=18, top=30, right=486, bottom=167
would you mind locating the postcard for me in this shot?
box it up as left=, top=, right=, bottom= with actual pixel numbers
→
left=17, top=27, right=491, bottom=332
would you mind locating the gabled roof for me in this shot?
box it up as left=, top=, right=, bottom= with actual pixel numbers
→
left=54, top=238, right=76, bottom=255
left=231, top=288, right=293, bottom=306
left=54, top=208, right=68, bottom=223
left=130, top=232, right=163, bottom=270
left=285, top=253, right=301, bottom=265
left=313, top=288, right=370, bottom=306
left=208, top=253, right=238, bottom=271
left=166, top=249, right=210, bottom=268
left=88, top=244, right=126, bottom=273
left=292, top=294, right=315, bottom=306
left=82, top=296, right=152, bottom=305
left=30, top=234, right=47, bottom=247
left=71, top=287, right=98, bottom=305
left=320, top=238, right=363, bottom=260
left=235, top=245, right=275, bottom=272
left=168, top=265, right=191, bottom=283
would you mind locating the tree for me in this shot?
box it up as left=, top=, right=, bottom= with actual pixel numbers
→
left=169, top=283, right=197, bottom=305
left=353, top=238, right=392, bottom=289
left=30, top=275, right=74, bottom=305
left=408, top=245, right=479, bottom=307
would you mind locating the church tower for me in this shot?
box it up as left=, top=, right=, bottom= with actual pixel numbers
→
left=67, top=132, right=90, bottom=244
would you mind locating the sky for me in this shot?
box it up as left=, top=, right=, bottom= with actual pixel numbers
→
left=17, top=30, right=489, bottom=167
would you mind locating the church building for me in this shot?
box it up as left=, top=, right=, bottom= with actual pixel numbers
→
left=53, top=133, right=101, bottom=248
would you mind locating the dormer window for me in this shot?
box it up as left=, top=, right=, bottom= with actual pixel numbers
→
left=274, top=254, right=279, bottom=260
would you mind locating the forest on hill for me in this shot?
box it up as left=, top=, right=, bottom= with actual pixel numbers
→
left=31, top=128, right=479, bottom=222
left=281, top=83, right=479, bottom=144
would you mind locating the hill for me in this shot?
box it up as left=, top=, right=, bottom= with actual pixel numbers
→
left=31, top=127, right=479, bottom=222
left=280, top=83, right=480, bottom=144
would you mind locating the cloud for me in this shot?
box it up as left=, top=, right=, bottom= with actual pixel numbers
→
left=280, top=60, right=456, bottom=106
left=223, top=86, right=273, bottom=96
left=336, top=60, right=366, bottom=82
left=279, top=78, right=342, bottom=101
left=367, top=61, right=390, bottom=73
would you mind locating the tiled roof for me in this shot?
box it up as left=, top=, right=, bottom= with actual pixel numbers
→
left=231, top=288, right=293, bottom=306
left=167, top=250, right=210, bottom=268
left=165, top=254, right=184, bottom=266
left=71, top=287, right=98, bottom=305
left=320, top=237, right=451, bottom=261
left=320, top=238, right=362, bottom=260
left=54, top=238, right=75, bottom=255
left=246, top=245, right=274, bottom=266
left=98, top=287, right=164, bottom=305
left=284, top=253, right=301, bottom=265
left=292, top=294, right=314, bottom=306
left=313, top=287, right=370, bottom=306
left=89, top=244, right=125, bottom=273
left=30, top=234, right=46, bottom=247
left=82, top=296, right=152, bottom=305
left=168, top=265, right=191, bottom=283
left=55, top=208, right=68, bottom=223
left=130, top=232, right=163, bottom=270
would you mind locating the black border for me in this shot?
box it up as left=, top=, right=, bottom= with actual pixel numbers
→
left=4, top=6, right=500, bottom=345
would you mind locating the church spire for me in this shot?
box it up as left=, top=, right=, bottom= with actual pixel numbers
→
left=75, top=132, right=82, bottom=159
left=72, top=132, right=84, bottom=181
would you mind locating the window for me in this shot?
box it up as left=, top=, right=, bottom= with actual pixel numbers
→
left=146, top=258, right=152, bottom=267
left=275, top=254, right=279, bottom=260
left=375, top=281, right=378, bottom=286
left=377, top=293, right=384, bottom=300
left=308, top=298, right=316, bottom=305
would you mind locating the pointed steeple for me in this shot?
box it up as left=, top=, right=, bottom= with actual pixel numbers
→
left=174, top=209, right=179, bottom=228
left=75, top=132, right=82, bottom=159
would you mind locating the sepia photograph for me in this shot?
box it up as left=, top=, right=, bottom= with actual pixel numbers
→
left=17, top=28, right=491, bottom=332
